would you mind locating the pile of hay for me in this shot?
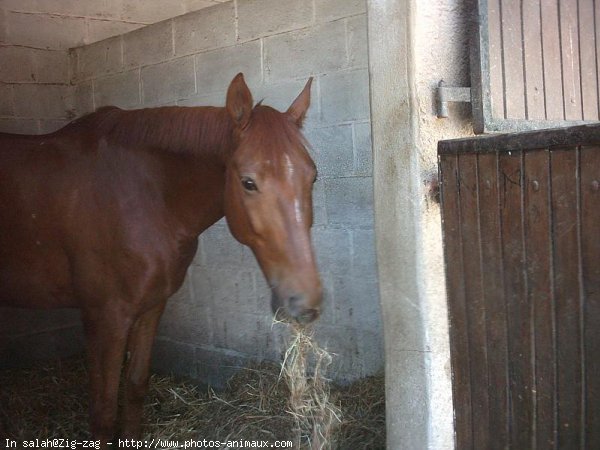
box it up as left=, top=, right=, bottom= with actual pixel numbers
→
left=0, top=328, right=384, bottom=449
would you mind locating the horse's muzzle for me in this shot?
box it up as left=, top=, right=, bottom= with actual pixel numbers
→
left=272, top=292, right=320, bottom=324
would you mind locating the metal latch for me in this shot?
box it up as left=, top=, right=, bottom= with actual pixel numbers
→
left=436, top=80, right=471, bottom=118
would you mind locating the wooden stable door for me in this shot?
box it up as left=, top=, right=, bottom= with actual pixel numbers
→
left=439, top=124, right=600, bottom=449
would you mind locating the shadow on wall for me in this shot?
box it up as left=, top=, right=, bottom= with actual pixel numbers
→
left=0, top=308, right=84, bottom=369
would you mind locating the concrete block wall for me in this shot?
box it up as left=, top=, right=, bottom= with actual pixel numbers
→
left=0, top=0, right=225, bottom=135
left=68, top=0, right=382, bottom=385
left=0, top=0, right=228, bottom=48
left=0, top=45, right=73, bottom=134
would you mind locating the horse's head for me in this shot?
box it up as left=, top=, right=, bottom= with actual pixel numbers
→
left=223, top=73, right=321, bottom=325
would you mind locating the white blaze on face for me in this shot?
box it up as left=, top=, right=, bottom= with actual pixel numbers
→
left=293, top=198, right=303, bottom=224
left=284, top=153, right=304, bottom=225
left=284, top=153, right=294, bottom=176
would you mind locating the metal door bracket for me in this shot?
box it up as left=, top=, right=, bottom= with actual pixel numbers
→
left=436, top=80, right=471, bottom=118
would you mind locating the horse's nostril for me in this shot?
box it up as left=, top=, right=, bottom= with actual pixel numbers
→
left=296, top=308, right=319, bottom=324
left=288, top=295, right=303, bottom=311
left=283, top=295, right=320, bottom=324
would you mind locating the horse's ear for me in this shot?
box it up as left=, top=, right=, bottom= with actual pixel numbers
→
left=286, top=77, right=313, bottom=127
left=226, top=73, right=253, bottom=129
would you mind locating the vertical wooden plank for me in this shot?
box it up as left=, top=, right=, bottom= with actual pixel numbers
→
left=596, top=0, right=600, bottom=121
left=489, top=0, right=506, bottom=119
left=440, top=154, right=473, bottom=449
left=522, top=0, right=546, bottom=120
left=541, top=0, right=565, bottom=120
left=499, top=151, right=532, bottom=448
left=550, top=148, right=583, bottom=448
left=524, top=149, right=557, bottom=449
left=559, top=0, right=583, bottom=120
left=502, top=0, right=526, bottom=119
left=478, top=152, right=510, bottom=450
left=458, top=154, right=489, bottom=449
left=580, top=146, right=600, bottom=449
left=578, top=0, right=599, bottom=120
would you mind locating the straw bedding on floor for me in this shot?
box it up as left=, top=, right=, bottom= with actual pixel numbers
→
left=0, top=328, right=384, bottom=450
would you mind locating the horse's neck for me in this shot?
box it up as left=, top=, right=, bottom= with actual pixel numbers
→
left=167, top=152, right=229, bottom=237
left=100, top=107, right=235, bottom=237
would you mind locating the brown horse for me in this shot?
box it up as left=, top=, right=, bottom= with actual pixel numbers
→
left=0, top=73, right=322, bottom=444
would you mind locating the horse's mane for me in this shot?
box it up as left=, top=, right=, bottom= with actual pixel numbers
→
left=68, top=106, right=235, bottom=158
left=63, top=104, right=309, bottom=162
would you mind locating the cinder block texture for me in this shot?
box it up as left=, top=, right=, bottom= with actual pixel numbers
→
left=0, top=47, right=68, bottom=83
left=174, top=3, right=235, bottom=56
left=315, top=0, right=366, bottom=22
left=0, top=0, right=223, bottom=25
left=197, top=225, right=247, bottom=267
left=333, top=276, right=381, bottom=329
left=33, top=50, right=71, bottom=83
left=12, top=84, right=75, bottom=119
left=347, top=14, right=369, bottom=68
left=304, top=125, right=354, bottom=178
left=0, top=84, right=14, bottom=116
left=0, top=8, right=7, bottom=44
left=73, top=81, right=95, bottom=116
left=252, top=78, right=320, bottom=127
left=121, top=0, right=187, bottom=23
left=185, top=0, right=220, bottom=11
left=95, top=70, right=141, bottom=108
left=311, top=180, right=328, bottom=226
left=1, top=0, right=120, bottom=19
left=325, top=177, right=374, bottom=227
left=87, top=19, right=143, bottom=44
left=237, top=0, right=312, bottom=41
left=351, top=229, right=379, bottom=279
left=211, top=312, right=269, bottom=355
left=0, top=118, right=39, bottom=134
left=320, top=69, right=370, bottom=123
left=177, top=90, right=226, bottom=108
left=5, top=11, right=87, bottom=50
left=0, top=0, right=226, bottom=58
left=193, top=346, right=252, bottom=388
left=141, top=57, right=195, bottom=105
left=195, top=41, right=262, bottom=93
left=195, top=267, right=259, bottom=314
left=73, top=37, right=123, bottom=81
left=253, top=79, right=310, bottom=112
left=39, top=119, right=70, bottom=134
left=263, top=21, right=347, bottom=81
left=158, top=285, right=212, bottom=344
left=124, top=21, right=173, bottom=69
left=353, top=122, right=373, bottom=175
left=312, top=228, right=353, bottom=276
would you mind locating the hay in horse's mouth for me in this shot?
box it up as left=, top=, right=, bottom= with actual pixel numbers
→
left=0, top=341, right=384, bottom=449
left=279, top=323, right=340, bottom=449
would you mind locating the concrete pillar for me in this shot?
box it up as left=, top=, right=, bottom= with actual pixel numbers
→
left=367, top=0, right=441, bottom=448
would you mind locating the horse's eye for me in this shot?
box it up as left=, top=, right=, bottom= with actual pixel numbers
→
left=241, top=177, right=258, bottom=192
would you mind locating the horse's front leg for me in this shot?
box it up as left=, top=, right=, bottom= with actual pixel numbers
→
left=120, top=300, right=166, bottom=439
left=82, top=308, right=131, bottom=448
